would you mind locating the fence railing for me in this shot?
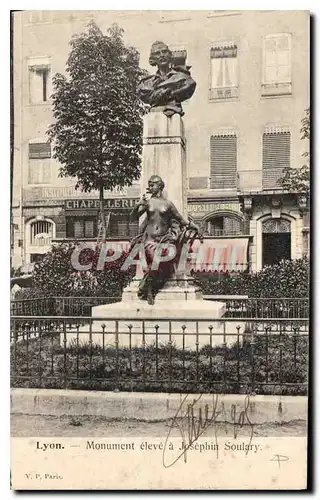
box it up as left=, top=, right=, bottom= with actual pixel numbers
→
left=207, top=297, right=310, bottom=319
left=10, top=296, right=119, bottom=317
left=11, top=296, right=310, bottom=319
left=11, top=316, right=308, bottom=395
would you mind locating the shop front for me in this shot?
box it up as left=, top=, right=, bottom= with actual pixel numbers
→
left=64, top=198, right=140, bottom=239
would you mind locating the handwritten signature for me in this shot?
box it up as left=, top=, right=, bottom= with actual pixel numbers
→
left=162, top=393, right=254, bottom=468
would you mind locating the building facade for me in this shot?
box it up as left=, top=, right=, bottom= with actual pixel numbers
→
left=12, top=10, right=310, bottom=271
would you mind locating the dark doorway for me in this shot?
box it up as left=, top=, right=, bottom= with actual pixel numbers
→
left=262, top=232, right=291, bottom=266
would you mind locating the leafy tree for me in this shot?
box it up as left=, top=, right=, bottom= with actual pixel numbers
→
left=278, top=108, right=310, bottom=195
left=48, top=21, right=146, bottom=239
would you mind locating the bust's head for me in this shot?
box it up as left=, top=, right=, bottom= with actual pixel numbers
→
left=147, top=175, right=165, bottom=195
left=149, top=41, right=172, bottom=69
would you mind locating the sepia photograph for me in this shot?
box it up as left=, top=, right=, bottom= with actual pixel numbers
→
left=10, top=8, right=310, bottom=490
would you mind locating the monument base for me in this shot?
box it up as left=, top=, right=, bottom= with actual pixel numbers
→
left=89, top=298, right=226, bottom=349
left=121, top=276, right=203, bottom=302
left=60, top=287, right=232, bottom=349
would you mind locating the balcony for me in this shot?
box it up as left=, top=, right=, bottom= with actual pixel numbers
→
left=209, top=86, right=238, bottom=101
left=261, top=82, right=292, bottom=97
left=237, top=171, right=261, bottom=193
left=237, top=169, right=285, bottom=193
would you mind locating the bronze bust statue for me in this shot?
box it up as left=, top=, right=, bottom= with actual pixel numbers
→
left=138, top=41, right=196, bottom=117
left=130, top=175, right=202, bottom=304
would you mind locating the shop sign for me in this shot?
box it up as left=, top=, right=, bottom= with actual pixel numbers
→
left=65, top=199, right=139, bottom=210
left=187, top=202, right=241, bottom=214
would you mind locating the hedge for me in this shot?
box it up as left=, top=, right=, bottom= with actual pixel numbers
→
left=195, top=257, right=310, bottom=298
left=15, top=241, right=134, bottom=300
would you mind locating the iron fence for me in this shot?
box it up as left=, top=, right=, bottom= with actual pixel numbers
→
left=207, top=297, right=310, bottom=319
left=11, top=316, right=308, bottom=395
left=11, top=296, right=309, bottom=319
left=10, top=296, right=119, bottom=317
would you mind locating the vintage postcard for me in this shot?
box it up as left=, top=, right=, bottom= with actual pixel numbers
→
left=10, top=9, right=310, bottom=490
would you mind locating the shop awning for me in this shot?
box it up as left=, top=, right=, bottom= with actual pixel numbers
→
left=105, top=238, right=250, bottom=273
left=189, top=237, right=249, bottom=273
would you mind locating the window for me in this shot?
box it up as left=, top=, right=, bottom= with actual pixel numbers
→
left=172, top=49, right=187, bottom=66
left=210, top=134, right=237, bottom=189
left=28, top=57, right=51, bottom=103
left=28, top=11, right=52, bottom=24
left=109, top=214, right=139, bottom=238
left=30, top=220, right=53, bottom=246
left=28, top=142, right=51, bottom=184
left=262, top=131, right=290, bottom=189
left=66, top=214, right=139, bottom=239
left=262, top=34, right=292, bottom=96
left=210, top=43, right=238, bottom=100
left=204, top=215, right=244, bottom=236
left=66, top=218, right=97, bottom=239
left=262, top=219, right=291, bottom=233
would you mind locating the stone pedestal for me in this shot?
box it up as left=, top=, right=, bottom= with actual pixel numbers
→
left=83, top=298, right=227, bottom=349
left=141, top=109, right=187, bottom=216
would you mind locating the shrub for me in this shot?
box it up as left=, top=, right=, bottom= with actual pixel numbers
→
left=17, top=241, right=134, bottom=299
left=195, top=257, right=310, bottom=298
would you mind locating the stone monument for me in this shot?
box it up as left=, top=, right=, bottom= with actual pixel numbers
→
left=77, top=41, right=226, bottom=348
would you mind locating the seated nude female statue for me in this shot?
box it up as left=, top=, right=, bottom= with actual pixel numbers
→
left=130, top=175, right=201, bottom=305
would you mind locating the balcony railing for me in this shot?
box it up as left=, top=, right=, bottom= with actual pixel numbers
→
left=261, top=82, right=292, bottom=97
left=237, top=168, right=286, bottom=192
left=209, top=86, right=238, bottom=100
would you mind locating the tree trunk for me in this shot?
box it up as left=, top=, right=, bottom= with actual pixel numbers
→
left=99, top=185, right=106, bottom=242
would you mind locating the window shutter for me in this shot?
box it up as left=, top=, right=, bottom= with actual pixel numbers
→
left=263, top=132, right=290, bottom=169
left=29, top=143, right=51, bottom=159
left=210, top=134, right=237, bottom=189
left=262, top=132, right=290, bottom=188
